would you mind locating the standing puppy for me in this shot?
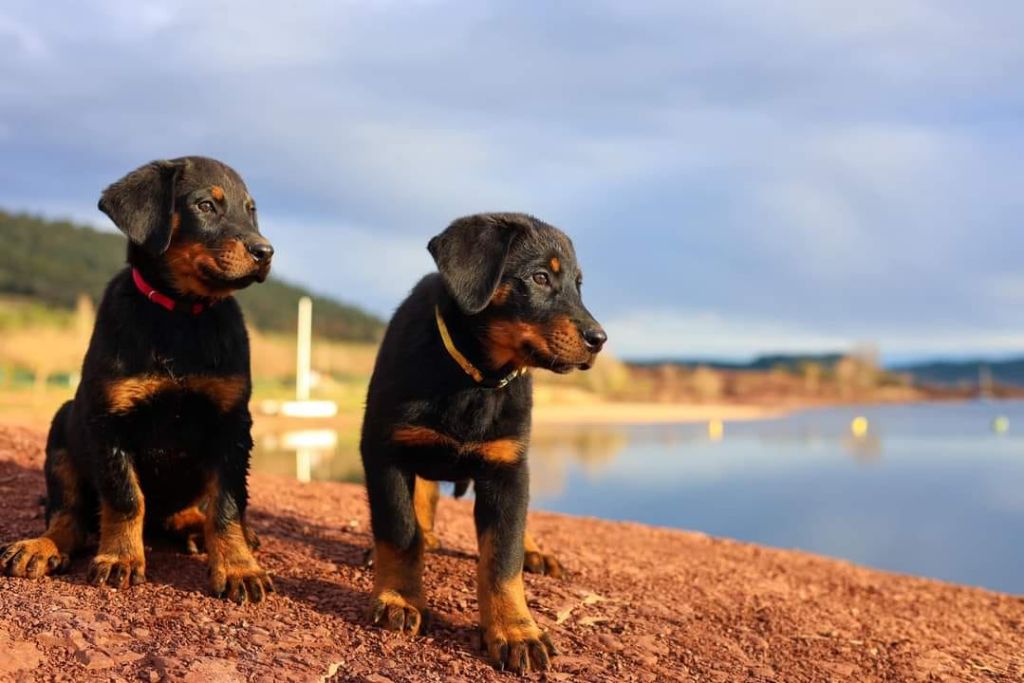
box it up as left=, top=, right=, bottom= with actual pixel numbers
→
left=0, top=157, right=275, bottom=604
left=360, top=213, right=607, bottom=673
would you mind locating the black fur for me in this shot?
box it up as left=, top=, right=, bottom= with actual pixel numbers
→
left=0, top=156, right=274, bottom=603
left=360, top=212, right=606, bottom=673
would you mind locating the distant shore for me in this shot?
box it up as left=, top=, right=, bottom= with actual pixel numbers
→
left=532, top=401, right=788, bottom=426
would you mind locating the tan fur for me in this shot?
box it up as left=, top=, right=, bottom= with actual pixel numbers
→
left=485, top=320, right=551, bottom=369
left=203, top=474, right=271, bottom=601
left=92, top=468, right=146, bottom=584
left=478, top=531, right=551, bottom=671
left=413, top=478, right=441, bottom=550
left=393, top=427, right=524, bottom=466
left=106, top=374, right=247, bottom=414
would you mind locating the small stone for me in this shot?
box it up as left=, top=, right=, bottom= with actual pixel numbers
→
left=76, top=649, right=116, bottom=670
left=0, top=639, right=42, bottom=675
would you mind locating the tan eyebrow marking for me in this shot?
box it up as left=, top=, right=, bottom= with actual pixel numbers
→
left=550, top=257, right=560, bottom=273
left=210, top=186, right=225, bottom=201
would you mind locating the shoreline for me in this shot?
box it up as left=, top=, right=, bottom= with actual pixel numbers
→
left=531, top=401, right=787, bottom=426
left=1, top=425, right=1021, bottom=681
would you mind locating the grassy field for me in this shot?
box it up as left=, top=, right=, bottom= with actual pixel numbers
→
left=0, top=296, right=631, bottom=431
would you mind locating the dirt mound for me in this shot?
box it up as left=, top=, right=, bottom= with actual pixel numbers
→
left=1, top=425, right=1022, bottom=681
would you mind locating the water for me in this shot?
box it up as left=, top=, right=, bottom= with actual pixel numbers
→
left=252, top=400, right=1024, bottom=594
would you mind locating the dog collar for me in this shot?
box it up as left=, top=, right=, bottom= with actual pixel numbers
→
left=132, top=268, right=208, bottom=315
left=434, top=305, right=527, bottom=389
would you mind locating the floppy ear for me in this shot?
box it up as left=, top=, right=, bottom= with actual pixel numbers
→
left=98, top=159, right=185, bottom=255
left=428, top=214, right=527, bottom=314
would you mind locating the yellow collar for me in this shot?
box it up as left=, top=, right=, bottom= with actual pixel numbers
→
left=434, top=305, right=528, bottom=389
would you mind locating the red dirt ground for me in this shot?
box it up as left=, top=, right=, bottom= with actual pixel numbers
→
left=1, top=425, right=1022, bottom=682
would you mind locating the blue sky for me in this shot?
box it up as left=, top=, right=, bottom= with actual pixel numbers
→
left=2, top=1, right=1023, bottom=362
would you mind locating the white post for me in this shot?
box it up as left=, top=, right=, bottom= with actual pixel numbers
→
left=296, top=447, right=312, bottom=483
left=296, top=296, right=312, bottom=401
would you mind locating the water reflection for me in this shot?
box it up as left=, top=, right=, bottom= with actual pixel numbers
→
left=250, top=401, right=1024, bottom=593
left=251, top=428, right=362, bottom=483
left=252, top=414, right=892, bottom=494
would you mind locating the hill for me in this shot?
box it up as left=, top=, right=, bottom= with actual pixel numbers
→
left=894, top=358, right=1024, bottom=388
left=629, top=352, right=845, bottom=372
left=0, top=210, right=384, bottom=342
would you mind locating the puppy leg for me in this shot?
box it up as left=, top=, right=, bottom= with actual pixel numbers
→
left=523, top=530, right=563, bottom=578
left=366, top=462, right=427, bottom=635
left=204, top=466, right=273, bottom=604
left=475, top=466, right=556, bottom=674
left=364, top=476, right=440, bottom=568
left=88, top=449, right=147, bottom=588
left=1, top=443, right=88, bottom=578
left=164, top=502, right=261, bottom=555
left=413, top=477, right=441, bottom=551
left=164, top=505, right=207, bottom=555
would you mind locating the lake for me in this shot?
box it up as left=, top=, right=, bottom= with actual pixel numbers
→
left=252, top=400, right=1024, bottom=595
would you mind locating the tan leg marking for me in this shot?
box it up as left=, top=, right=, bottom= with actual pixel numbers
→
left=0, top=451, right=85, bottom=579
left=413, top=477, right=441, bottom=551
left=204, top=476, right=273, bottom=604
left=370, top=541, right=427, bottom=635
left=89, top=469, right=147, bottom=589
left=478, top=532, right=556, bottom=673
left=523, top=531, right=563, bottom=578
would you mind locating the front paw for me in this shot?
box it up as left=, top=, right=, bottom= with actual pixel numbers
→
left=88, top=553, right=146, bottom=588
left=0, top=538, right=70, bottom=578
left=209, top=560, right=274, bottom=604
left=370, top=590, right=429, bottom=635
left=523, top=550, right=563, bottom=578
left=483, top=621, right=558, bottom=674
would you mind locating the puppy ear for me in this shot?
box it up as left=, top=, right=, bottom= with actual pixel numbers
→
left=98, top=159, right=185, bottom=255
left=428, top=214, right=528, bottom=314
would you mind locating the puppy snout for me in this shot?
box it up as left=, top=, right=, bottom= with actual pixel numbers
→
left=247, top=241, right=274, bottom=263
left=582, top=326, right=607, bottom=353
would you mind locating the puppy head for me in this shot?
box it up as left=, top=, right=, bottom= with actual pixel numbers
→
left=99, top=156, right=273, bottom=298
left=428, top=213, right=607, bottom=374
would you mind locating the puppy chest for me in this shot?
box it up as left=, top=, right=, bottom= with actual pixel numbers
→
left=105, top=373, right=248, bottom=415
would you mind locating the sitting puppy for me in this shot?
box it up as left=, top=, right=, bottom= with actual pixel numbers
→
left=360, top=213, right=606, bottom=673
left=0, top=157, right=275, bottom=604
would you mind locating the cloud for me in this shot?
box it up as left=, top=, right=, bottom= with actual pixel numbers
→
left=1, top=2, right=1024, bottom=359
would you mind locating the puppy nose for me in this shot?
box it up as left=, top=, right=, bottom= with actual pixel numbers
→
left=248, top=242, right=274, bottom=262
left=582, top=326, right=607, bottom=352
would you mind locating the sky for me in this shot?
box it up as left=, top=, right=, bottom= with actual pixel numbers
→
left=2, top=1, right=1023, bottom=362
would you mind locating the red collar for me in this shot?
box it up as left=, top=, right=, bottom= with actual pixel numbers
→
left=132, top=268, right=209, bottom=315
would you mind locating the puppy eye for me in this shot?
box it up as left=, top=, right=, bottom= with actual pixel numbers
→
left=197, top=200, right=216, bottom=213
left=532, top=272, right=551, bottom=287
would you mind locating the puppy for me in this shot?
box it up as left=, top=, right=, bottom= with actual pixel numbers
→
left=0, top=157, right=274, bottom=603
left=360, top=213, right=606, bottom=673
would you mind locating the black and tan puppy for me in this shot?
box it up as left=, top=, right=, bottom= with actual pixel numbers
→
left=360, top=213, right=607, bottom=673
left=0, top=156, right=275, bottom=604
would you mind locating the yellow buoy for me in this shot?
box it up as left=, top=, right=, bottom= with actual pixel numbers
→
left=708, top=419, right=724, bottom=441
left=993, top=416, right=1010, bottom=434
left=850, top=416, right=869, bottom=437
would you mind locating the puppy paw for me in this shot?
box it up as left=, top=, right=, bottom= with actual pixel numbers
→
left=209, top=560, right=274, bottom=604
left=88, top=553, right=146, bottom=588
left=370, top=590, right=429, bottom=635
left=0, top=538, right=70, bottom=578
left=523, top=550, right=564, bottom=578
left=483, top=622, right=557, bottom=674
